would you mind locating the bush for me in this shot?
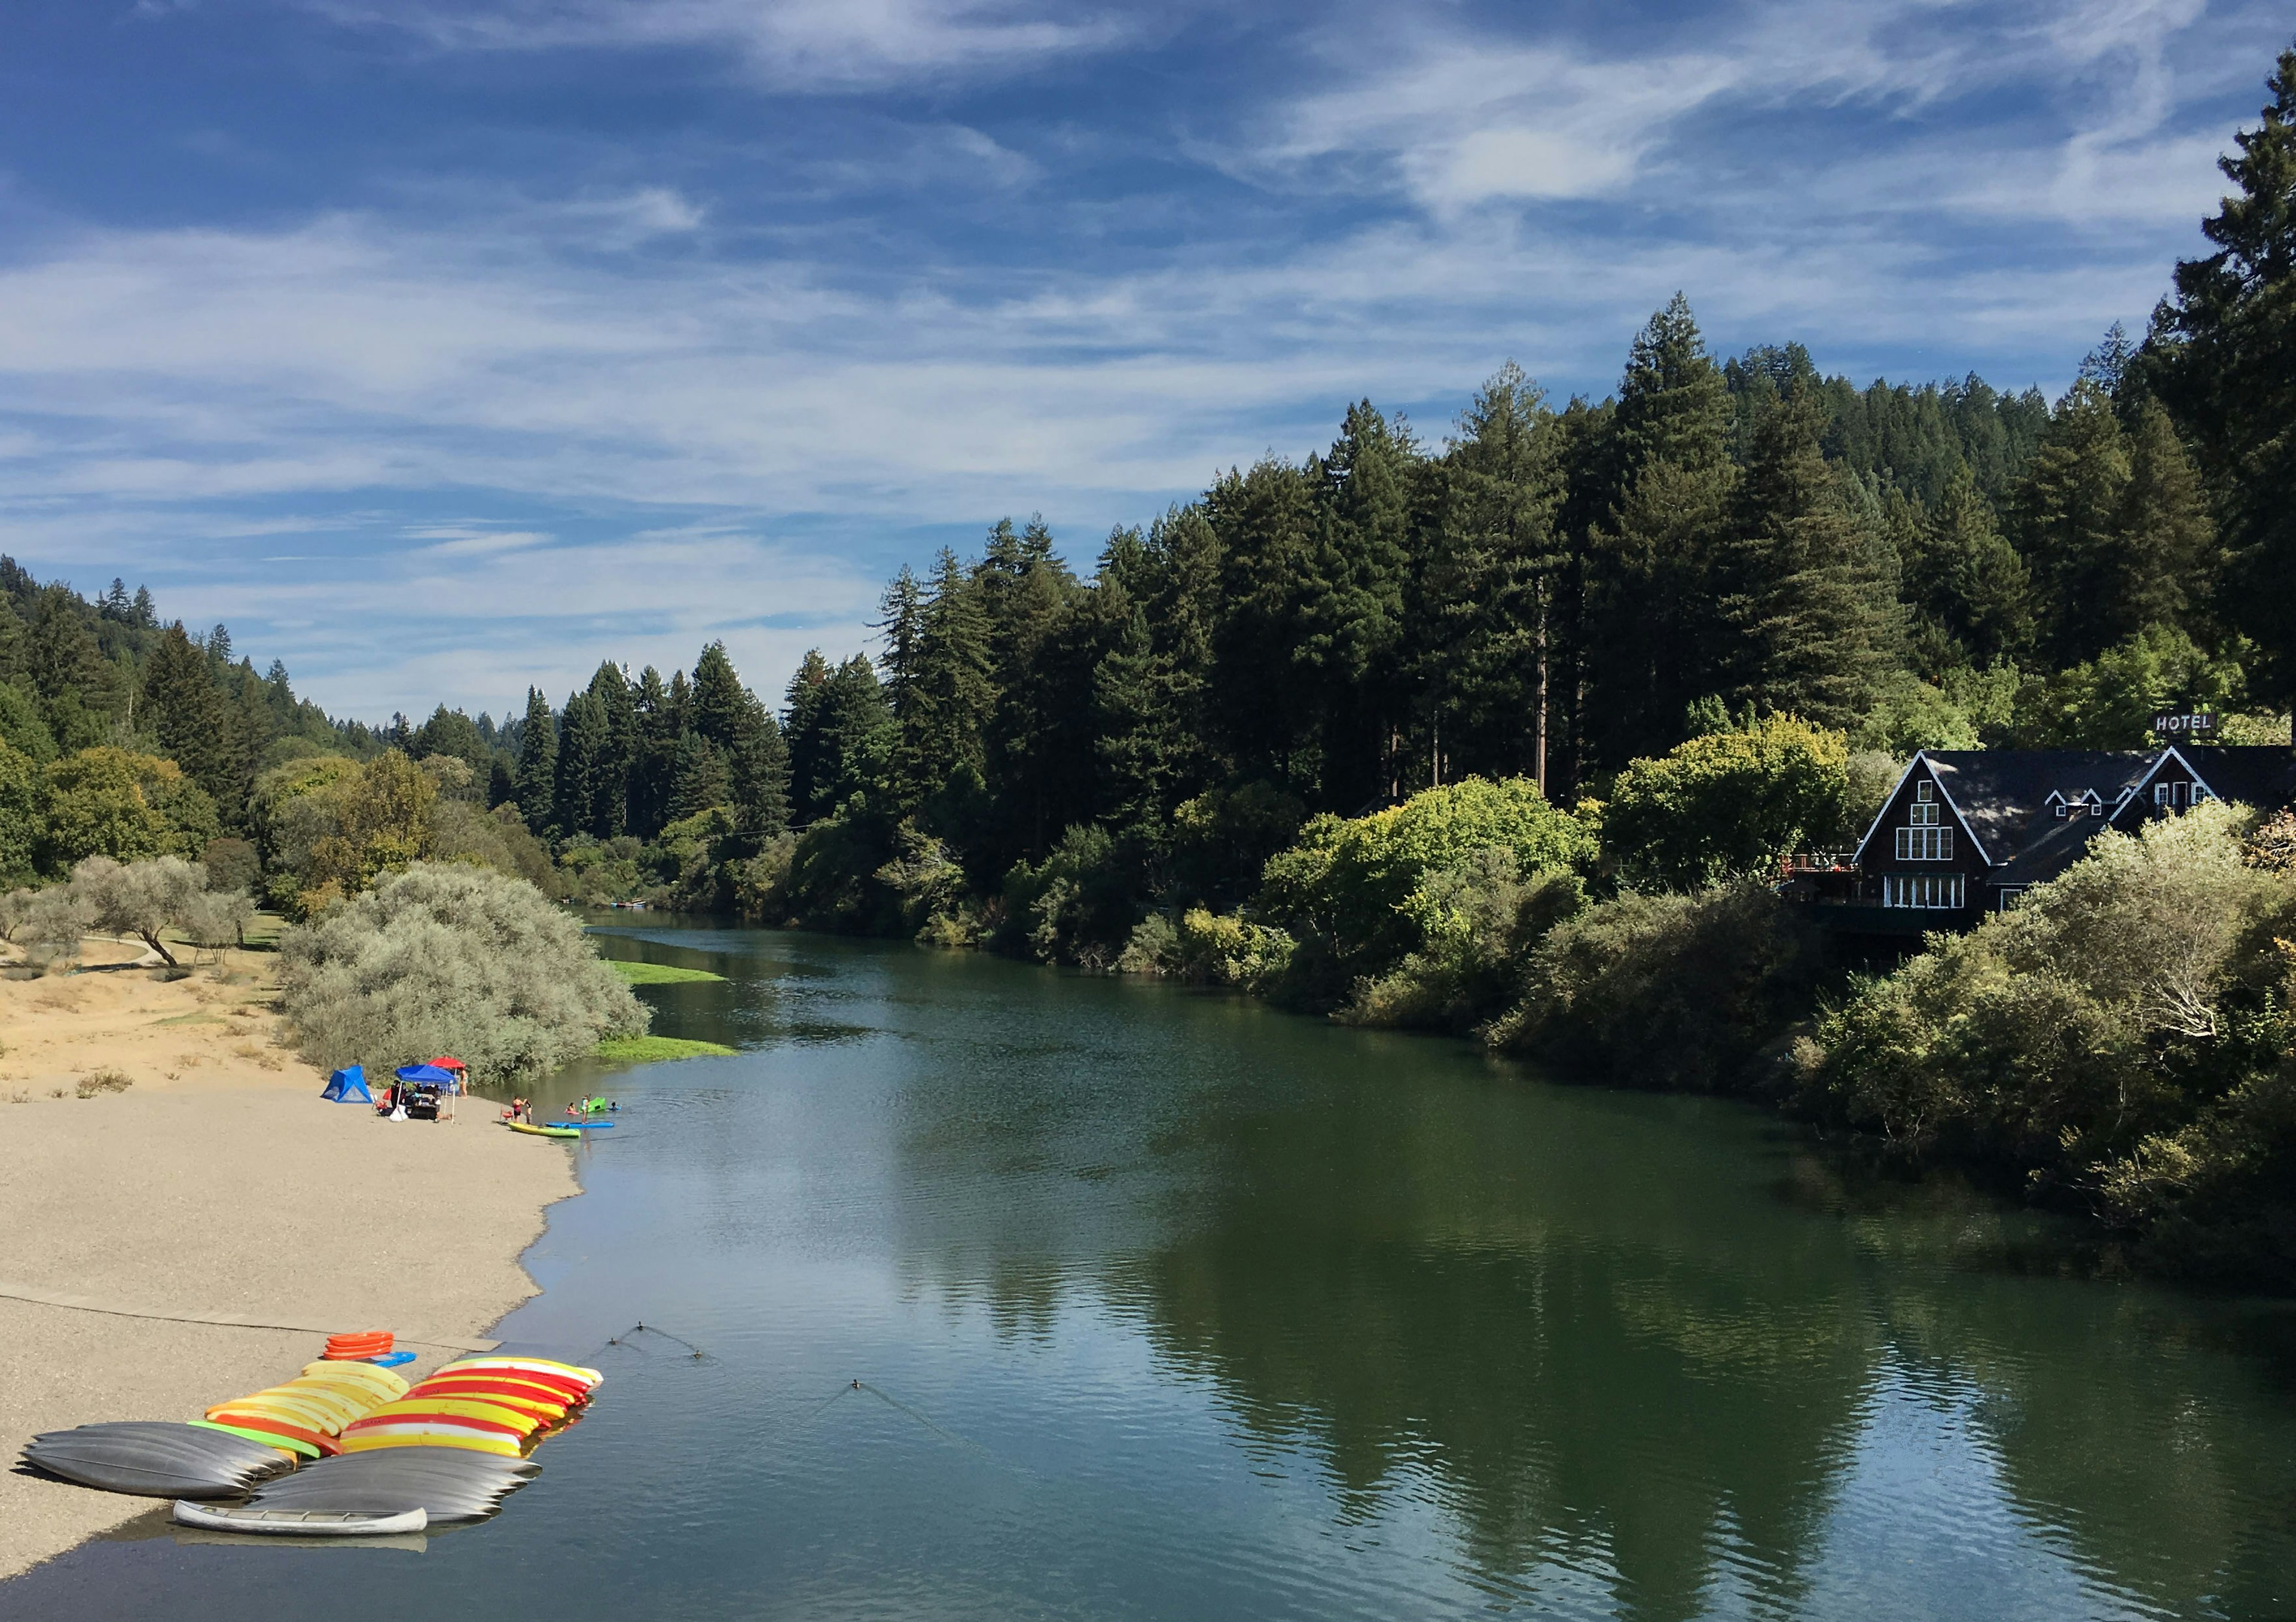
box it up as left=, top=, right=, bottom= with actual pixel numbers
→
left=1806, top=804, right=2291, bottom=1142
left=1167, top=781, right=1308, bottom=909
left=1491, top=884, right=1819, bottom=1093
left=1002, top=823, right=1137, bottom=969
left=1341, top=849, right=1586, bottom=1034
left=277, top=863, right=648, bottom=1082
left=1802, top=803, right=2296, bottom=1281
left=1116, top=908, right=1296, bottom=991
left=0, top=883, right=95, bottom=969
left=1256, top=776, right=1593, bottom=992
left=1601, top=715, right=1849, bottom=890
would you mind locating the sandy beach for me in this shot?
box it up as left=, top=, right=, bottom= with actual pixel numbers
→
left=0, top=933, right=580, bottom=1581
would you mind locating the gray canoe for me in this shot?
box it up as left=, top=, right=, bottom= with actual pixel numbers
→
left=173, top=1501, right=428, bottom=1537
left=21, top=1422, right=295, bottom=1498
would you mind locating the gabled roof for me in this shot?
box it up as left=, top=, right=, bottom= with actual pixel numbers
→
left=2158, top=745, right=2296, bottom=811
left=1919, top=750, right=2151, bottom=872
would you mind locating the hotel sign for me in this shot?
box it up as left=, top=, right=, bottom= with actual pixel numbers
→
left=2152, top=711, right=2217, bottom=738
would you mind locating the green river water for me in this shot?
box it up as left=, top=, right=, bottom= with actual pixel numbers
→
left=8, top=918, right=2295, bottom=1620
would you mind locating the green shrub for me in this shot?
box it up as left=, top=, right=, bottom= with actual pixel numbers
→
left=1601, top=716, right=1850, bottom=890
left=1002, top=823, right=1137, bottom=970
left=1341, top=850, right=1586, bottom=1034
left=1491, top=884, right=1819, bottom=1093
left=277, top=862, right=648, bottom=1082
left=1256, top=776, right=1592, bottom=992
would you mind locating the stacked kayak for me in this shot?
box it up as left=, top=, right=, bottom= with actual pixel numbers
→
left=200, top=1360, right=410, bottom=1458
left=21, top=1422, right=295, bottom=1498
left=230, top=1448, right=541, bottom=1523
left=340, top=1357, right=601, bottom=1459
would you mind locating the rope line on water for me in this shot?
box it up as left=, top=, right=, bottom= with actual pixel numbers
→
left=582, top=1321, right=716, bottom=1364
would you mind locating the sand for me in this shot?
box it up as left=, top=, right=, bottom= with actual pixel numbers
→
left=0, top=934, right=580, bottom=1581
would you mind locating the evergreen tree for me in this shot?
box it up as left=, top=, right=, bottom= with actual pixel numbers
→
left=1909, top=469, right=2032, bottom=670
left=689, top=642, right=749, bottom=754
left=629, top=665, right=676, bottom=839
left=2015, top=379, right=2132, bottom=664
left=1206, top=456, right=1324, bottom=793
left=665, top=730, right=728, bottom=823
left=1302, top=401, right=1418, bottom=808
left=552, top=688, right=608, bottom=839
left=512, top=686, right=557, bottom=829
left=782, top=649, right=833, bottom=820
left=99, top=579, right=132, bottom=623
left=903, top=548, right=996, bottom=807
left=803, top=655, right=894, bottom=820
left=142, top=621, right=237, bottom=815
left=1715, top=384, right=1901, bottom=727
left=207, top=624, right=233, bottom=668
left=584, top=661, right=636, bottom=838
left=1418, top=364, right=1565, bottom=789
left=727, top=691, right=791, bottom=836
left=2148, top=41, right=2296, bottom=700
left=1583, top=295, right=1738, bottom=763
left=2112, top=398, right=2221, bottom=641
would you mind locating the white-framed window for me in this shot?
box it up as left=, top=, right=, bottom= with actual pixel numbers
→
left=1895, top=826, right=1952, bottom=860
left=2053, top=799, right=2068, bottom=818
left=2155, top=783, right=2172, bottom=805
left=1909, top=800, right=1940, bottom=827
left=1884, top=874, right=1964, bottom=909
left=1916, top=781, right=1935, bottom=802
left=2193, top=783, right=2212, bottom=802
left=1996, top=887, right=2026, bottom=912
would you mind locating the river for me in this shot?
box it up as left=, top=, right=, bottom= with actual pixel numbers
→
left=9, top=920, right=2295, bottom=1620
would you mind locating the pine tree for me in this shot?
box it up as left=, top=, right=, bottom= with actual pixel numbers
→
left=584, top=662, right=636, bottom=838
left=1206, top=456, right=1323, bottom=793
left=553, top=689, right=607, bottom=839
left=2015, top=379, right=2132, bottom=664
left=512, top=687, right=557, bottom=830
left=727, top=697, right=790, bottom=838
left=1583, top=295, right=1738, bottom=763
left=130, top=586, right=156, bottom=629
left=1715, top=384, right=1901, bottom=728
left=1915, top=469, right=2032, bottom=668
left=99, top=579, right=132, bottom=623
left=207, top=624, right=233, bottom=668
left=1419, top=364, right=1565, bottom=787
left=142, top=621, right=237, bottom=814
left=2112, top=398, right=2221, bottom=642
left=2149, top=41, right=2296, bottom=700
left=782, top=649, right=833, bottom=821
left=665, top=731, right=728, bottom=823
left=690, top=642, right=749, bottom=754
left=629, top=665, right=676, bottom=839
left=903, top=549, right=996, bottom=805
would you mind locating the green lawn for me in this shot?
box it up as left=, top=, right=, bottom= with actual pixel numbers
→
left=593, top=1035, right=738, bottom=1062
left=607, top=961, right=727, bottom=985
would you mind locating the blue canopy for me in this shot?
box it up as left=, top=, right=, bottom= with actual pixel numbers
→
left=320, top=1066, right=372, bottom=1104
left=395, top=1064, right=456, bottom=1086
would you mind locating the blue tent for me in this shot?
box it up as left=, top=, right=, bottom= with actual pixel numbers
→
left=320, top=1066, right=371, bottom=1104
left=395, top=1064, right=456, bottom=1088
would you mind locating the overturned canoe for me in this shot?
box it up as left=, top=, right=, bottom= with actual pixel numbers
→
left=172, top=1501, right=428, bottom=1537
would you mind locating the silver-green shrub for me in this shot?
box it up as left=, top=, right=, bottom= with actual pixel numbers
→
left=278, top=862, right=648, bottom=1082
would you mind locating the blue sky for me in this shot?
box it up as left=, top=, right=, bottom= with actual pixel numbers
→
left=1, top=0, right=2285, bottom=722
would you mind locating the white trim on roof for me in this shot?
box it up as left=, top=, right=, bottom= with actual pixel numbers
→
left=2119, top=745, right=2206, bottom=821
left=1851, top=752, right=1995, bottom=869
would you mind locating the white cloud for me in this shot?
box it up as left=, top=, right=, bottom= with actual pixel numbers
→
left=297, top=0, right=1134, bottom=88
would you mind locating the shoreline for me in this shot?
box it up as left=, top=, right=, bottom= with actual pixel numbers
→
left=0, top=937, right=582, bottom=1583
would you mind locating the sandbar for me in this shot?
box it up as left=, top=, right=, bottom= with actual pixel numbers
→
left=0, top=933, right=579, bottom=1581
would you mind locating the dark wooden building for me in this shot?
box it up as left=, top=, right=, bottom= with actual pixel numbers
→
left=1786, top=744, right=2296, bottom=940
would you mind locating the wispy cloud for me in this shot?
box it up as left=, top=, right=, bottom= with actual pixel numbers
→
left=294, top=0, right=1137, bottom=88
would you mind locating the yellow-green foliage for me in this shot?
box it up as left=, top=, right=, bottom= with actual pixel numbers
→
left=594, top=1035, right=737, bottom=1062
left=609, top=961, right=725, bottom=985
left=1603, top=715, right=1849, bottom=890
left=38, top=747, right=219, bottom=870
left=249, top=750, right=486, bottom=916
left=1257, top=775, right=1593, bottom=984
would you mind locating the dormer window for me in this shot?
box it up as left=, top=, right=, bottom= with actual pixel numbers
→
left=1916, top=781, right=1935, bottom=802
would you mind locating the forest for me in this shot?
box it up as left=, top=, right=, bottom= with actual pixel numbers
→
left=2, top=43, right=2292, bottom=1282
